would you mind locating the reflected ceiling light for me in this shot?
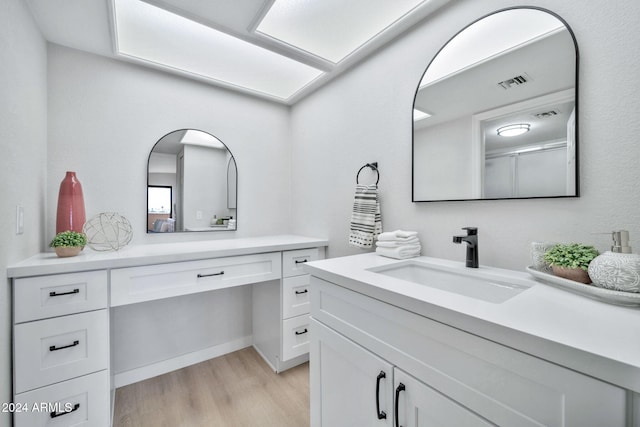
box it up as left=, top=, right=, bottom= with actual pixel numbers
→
left=413, top=109, right=432, bottom=121
left=180, top=130, right=225, bottom=149
left=497, top=123, right=530, bottom=137
left=256, top=0, right=427, bottom=63
left=113, top=0, right=324, bottom=100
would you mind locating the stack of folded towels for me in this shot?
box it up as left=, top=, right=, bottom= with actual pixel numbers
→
left=375, top=230, right=421, bottom=259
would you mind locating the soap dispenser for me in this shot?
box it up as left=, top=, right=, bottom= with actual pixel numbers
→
left=588, top=230, right=640, bottom=292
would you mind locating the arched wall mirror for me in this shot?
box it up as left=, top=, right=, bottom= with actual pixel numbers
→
left=412, top=7, right=579, bottom=202
left=147, top=129, right=237, bottom=233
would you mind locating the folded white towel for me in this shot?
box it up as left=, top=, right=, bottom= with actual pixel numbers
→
left=375, top=244, right=421, bottom=260
left=376, top=237, right=420, bottom=248
left=378, top=230, right=419, bottom=241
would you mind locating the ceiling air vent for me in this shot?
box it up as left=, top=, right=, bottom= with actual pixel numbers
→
left=533, top=110, right=560, bottom=119
left=497, top=74, right=529, bottom=89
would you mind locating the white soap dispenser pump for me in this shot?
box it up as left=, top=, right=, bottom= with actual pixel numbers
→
left=588, top=230, right=640, bottom=292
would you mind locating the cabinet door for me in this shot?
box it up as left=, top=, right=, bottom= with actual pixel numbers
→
left=394, top=368, right=493, bottom=427
left=311, top=319, right=392, bottom=427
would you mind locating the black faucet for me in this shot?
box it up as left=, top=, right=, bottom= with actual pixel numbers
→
left=453, top=227, right=479, bottom=268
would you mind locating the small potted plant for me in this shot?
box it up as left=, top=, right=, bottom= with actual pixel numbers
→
left=543, top=243, right=599, bottom=284
left=50, top=231, right=87, bottom=258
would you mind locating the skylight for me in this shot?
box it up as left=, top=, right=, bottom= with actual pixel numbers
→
left=420, top=8, right=566, bottom=87
left=256, top=0, right=428, bottom=63
left=113, top=0, right=324, bottom=100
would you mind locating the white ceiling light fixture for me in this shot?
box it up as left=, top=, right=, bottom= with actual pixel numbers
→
left=112, top=0, right=324, bottom=101
left=256, top=0, right=429, bottom=63
left=413, top=108, right=432, bottom=121
left=497, top=123, right=531, bottom=137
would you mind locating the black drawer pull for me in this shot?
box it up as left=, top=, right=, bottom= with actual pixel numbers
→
left=197, top=271, right=225, bottom=278
left=50, top=403, right=80, bottom=418
left=294, top=328, right=308, bottom=336
left=294, top=259, right=308, bottom=264
left=49, top=340, right=79, bottom=352
left=376, top=371, right=387, bottom=420
left=294, top=289, right=309, bottom=295
left=395, top=383, right=405, bottom=427
left=49, top=289, right=80, bottom=297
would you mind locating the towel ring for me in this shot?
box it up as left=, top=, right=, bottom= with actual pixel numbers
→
left=356, top=162, right=379, bottom=185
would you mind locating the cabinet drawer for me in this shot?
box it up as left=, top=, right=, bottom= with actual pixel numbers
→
left=282, top=314, right=310, bottom=361
left=14, top=271, right=107, bottom=323
left=14, top=370, right=109, bottom=427
left=282, top=275, right=310, bottom=319
left=283, top=248, right=323, bottom=277
left=14, top=310, right=109, bottom=394
left=111, top=252, right=281, bottom=306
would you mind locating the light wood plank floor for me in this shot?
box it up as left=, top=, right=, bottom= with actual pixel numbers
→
left=113, top=347, right=310, bottom=427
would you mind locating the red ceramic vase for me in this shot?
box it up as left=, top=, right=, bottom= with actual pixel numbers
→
left=56, top=171, right=86, bottom=233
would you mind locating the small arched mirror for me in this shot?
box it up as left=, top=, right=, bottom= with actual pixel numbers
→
left=147, top=129, right=237, bottom=232
left=412, top=7, right=578, bottom=201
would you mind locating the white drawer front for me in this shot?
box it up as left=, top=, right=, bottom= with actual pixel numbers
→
left=111, top=252, right=281, bottom=306
left=283, top=248, right=323, bottom=277
left=282, top=314, right=310, bottom=361
left=14, top=370, right=109, bottom=427
left=14, top=310, right=109, bottom=393
left=282, top=275, right=310, bottom=319
left=14, top=271, right=108, bottom=323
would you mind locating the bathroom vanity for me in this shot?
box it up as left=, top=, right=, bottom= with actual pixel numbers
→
left=7, top=235, right=326, bottom=427
left=305, top=254, right=640, bottom=426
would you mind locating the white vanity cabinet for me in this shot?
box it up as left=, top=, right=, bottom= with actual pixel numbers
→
left=310, top=276, right=630, bottom=427
left=12, top=270, right=110, bottom=427
left=8, top=235, right=328, bottom=426
left=253, top=247, right=324, bottom=372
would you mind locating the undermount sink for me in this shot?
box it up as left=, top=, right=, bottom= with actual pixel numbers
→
left=367, top=259, right=531, bottom=303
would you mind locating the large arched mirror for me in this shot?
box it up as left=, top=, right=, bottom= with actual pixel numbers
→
left=412, top=7, right=578, bottom=201
left=147, top=129, right=237, bottom=232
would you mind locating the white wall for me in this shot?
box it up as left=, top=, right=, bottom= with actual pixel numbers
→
left=183, top=144, right=230, bottom=229
left=290, top=0, right=640, bottom=270
left=0, top=1, right=47, bottom=425
left=414, top=116, right=473, bottom=200
left=47, top=44, right=292, bottom=245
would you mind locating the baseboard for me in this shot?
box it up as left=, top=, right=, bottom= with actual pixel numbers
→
left=113, top=335, right=253, bottom=388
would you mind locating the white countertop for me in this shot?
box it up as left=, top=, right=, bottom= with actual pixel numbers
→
left=304, top=253, right=640, bottom=393
left=7, top=235, right=328, bottom=278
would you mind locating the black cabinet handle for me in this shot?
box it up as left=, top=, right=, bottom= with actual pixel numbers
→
left=49, top=289, right=80, bottom=297
left=294, top=259, right=308, bottom=264
left=376, top=371, right=387, bottom=420
left=50, top=403, right=80, bottom=418
left=294, top=328, right=308, bottom=336
left=49, top=340, right=79, bottom=352
left=395, top=383, right=405, bottom=427
left=197, top=271, right=224, bottom=278
left=294, top=289, right=309, bottom=295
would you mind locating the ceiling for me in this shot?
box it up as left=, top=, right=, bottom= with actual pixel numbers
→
left=25, top=0, right=451, bottom=104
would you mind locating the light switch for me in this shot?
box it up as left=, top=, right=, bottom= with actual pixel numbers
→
left=16, top=205, right=24, bottom=235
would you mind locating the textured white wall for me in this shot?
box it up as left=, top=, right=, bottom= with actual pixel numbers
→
left=47, top=45, right=292, bottom=246
left=291, top=0, right=640, bottom=270
left=0, top=1, right=47, bottom=425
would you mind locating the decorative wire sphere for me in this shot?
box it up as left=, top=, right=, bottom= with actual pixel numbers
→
left=83, top=212, right=133, bottom=251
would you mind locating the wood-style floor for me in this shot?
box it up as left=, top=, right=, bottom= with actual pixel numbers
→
left=113, top=347, right=310, bottom=427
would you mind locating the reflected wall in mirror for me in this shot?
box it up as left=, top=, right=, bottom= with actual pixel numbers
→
left=412, top=7, right=578, bottom=201
left=147, top=129, right=237, bottom=232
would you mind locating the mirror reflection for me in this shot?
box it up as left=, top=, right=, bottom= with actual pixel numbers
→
left=412, top=8, right=578, bottom=201
left=147, top=129, right=237, bottom=232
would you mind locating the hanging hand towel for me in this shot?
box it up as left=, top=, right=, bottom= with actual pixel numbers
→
left=349, top=184, right=382, bottom=248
